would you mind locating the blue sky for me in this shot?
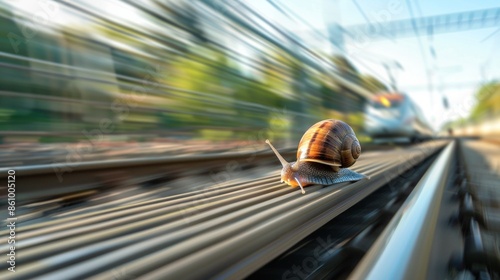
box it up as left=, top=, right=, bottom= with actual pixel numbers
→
left=248, top=0, right=500, bottom=130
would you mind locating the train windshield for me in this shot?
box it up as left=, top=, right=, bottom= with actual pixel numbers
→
left=370, top=95, right=405, bottom=109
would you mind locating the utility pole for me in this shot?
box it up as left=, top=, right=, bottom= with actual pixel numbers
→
left=383, top=62, right=403, bottom=92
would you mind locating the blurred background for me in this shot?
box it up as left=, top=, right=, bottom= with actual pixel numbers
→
left=1, top=0, right=500, bottom=166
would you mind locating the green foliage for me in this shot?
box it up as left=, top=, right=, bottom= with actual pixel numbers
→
left=331, top=55, right=359, bottom=77
left=39, top=136, right=79, bottom=143
left=471, top=81, right=500, bottom=120
left=449, top=81, right=500, bottom=132
left=470, top=81, right=500, bottom=120
left=0, top=1, right=373, bottom=144
left=360, top=75, right=388, bottom=93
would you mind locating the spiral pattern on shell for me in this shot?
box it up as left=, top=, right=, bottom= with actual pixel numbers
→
left=296, top=119, right=361, bottom=168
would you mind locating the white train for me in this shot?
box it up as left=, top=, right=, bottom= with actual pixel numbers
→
left=364, top=93, right=434, bottom=142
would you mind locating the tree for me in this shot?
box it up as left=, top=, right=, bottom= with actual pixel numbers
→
left=331, top=55, right=360, bottom=83
left=360, top=74, right=388, bottom=93
left=470, top=81, right=500, bottom=120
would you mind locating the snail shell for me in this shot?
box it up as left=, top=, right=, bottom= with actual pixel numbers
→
left=297, top=119, right=361, bottom=171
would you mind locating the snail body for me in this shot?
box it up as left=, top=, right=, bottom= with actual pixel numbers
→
left=266, top=119, right=366, bottom=194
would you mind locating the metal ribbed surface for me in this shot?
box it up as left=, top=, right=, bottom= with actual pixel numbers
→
left=0, top=141, right=447, bottom=280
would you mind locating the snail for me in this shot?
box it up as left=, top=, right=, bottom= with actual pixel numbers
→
left=266, top=119, right=367, bottom=194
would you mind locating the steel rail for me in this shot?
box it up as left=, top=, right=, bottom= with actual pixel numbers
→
left=94, top=143, right=443, bottom=280
left=0, top=142, right=411, bottom=204
left=0, top=147, right=294, bottom=204
left=0, top=161, right=389, bottom=275
left=0, top=148, right=396, bottom=239
left=348, top=141, right=455, bottom=280
left=137, top=143, right=443, bottom=280
left=0, top=141, right=447, bottom=280
left=0, top=144, right=418, bottom=238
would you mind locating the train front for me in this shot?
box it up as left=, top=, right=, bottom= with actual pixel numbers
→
left=364, top=93, right=415, bottom=141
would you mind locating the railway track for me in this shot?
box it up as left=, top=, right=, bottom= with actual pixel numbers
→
left=248, top=145, right=441, bottom=279
left=1, top=140, right=453, bottom=279
left=0, top=146, right=295, bottom=204
left=0, top=142, right=410, bottom=205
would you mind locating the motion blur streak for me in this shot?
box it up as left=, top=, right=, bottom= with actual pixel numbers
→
left=2, top=0, right=498, bottom=165
left=0, top=0, right=382, bottom=161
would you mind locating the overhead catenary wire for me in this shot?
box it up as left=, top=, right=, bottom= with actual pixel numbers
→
left=263, top=0, right=393, bottom=87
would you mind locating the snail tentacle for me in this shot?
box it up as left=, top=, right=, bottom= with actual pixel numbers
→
left=294, top=177, right=306, bottom=194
